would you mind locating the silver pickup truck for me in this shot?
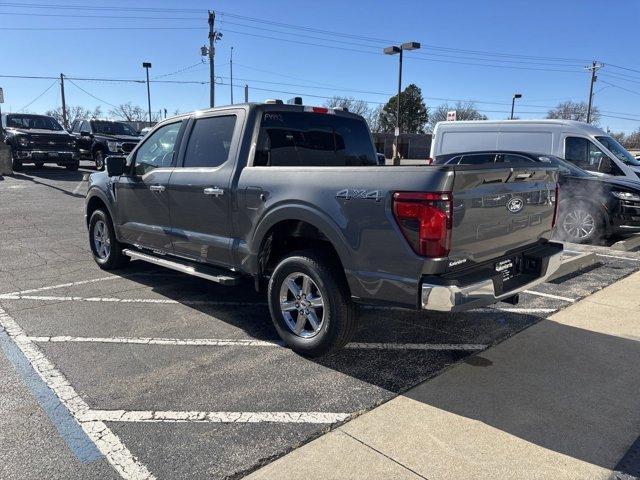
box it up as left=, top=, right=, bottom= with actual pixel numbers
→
left=85, top=101, right=563, bottom=356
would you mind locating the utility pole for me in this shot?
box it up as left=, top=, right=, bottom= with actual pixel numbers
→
left=230, top=46, right=234, bottom=104
left=244, top=84, right=248, bottom=103
left=60, top=73, right=68, bottom=129
left=586, top=61, right=603, bottom=124
left=142, top=62, right=152, bottom=125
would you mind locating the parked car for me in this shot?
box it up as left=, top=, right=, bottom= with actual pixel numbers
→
left=434, top=151, right=640, bottom=244
left=431, top=119, right=640, bottom=183
left=85, top=102, right=562, bottom=356
left=376, top=152, right=386, bottom=165
left=1, top=113, right=79, bottom=171
left=69, top=118, right=141, bottom=170
left=139, top=126, right=153, bottom=137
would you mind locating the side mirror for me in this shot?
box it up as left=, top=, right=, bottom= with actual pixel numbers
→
left=80, top=130, right=92, bottom=138
left=106, top=156, right=127, bottom=177
left=121, top=142, right=136, bottom=154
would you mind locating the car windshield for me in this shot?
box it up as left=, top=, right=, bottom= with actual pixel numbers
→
left=92, top=121, right=137, bottom=136
left=536, top=155, right=592, bottom=177
left=5, top=114, right=63, bottom=131
left=596, top=136, right=640, bottom=166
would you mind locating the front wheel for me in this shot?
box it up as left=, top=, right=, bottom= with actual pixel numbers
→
left=558, top=202, right=604, bottom=244
left=268, top=251, right=358, bottom=357
left=88, top=209, right=129, bottom=269
left=11, top=150, right=22, bottom=171
left=93, top=150, right=105, bottom=171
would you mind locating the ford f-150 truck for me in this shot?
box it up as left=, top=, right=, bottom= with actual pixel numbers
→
left=85, top=101, right=563, bottom=356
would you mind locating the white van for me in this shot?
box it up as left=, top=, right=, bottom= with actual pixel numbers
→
left=430, top=119, right=640, bottom=182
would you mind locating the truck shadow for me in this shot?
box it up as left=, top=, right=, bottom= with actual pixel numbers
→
left=113, top=262, right=640, bottom=475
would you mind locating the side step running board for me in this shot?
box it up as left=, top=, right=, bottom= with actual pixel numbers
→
left=122, top=249, right=241, bottom=286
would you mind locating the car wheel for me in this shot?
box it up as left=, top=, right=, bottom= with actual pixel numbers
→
left=88, top=209, right=129, bottom=269
left=34, top=162, right=44, bottom=169
left=93, top=150, right=105, bottom=171
left=10, top=150, right=22, bottom=171
left=268, top=250, right=358, bottom=357
left=559, top=202, right=603, bottom=244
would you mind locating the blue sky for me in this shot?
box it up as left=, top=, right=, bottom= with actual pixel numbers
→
left=2, top=0, right=640, bottom=132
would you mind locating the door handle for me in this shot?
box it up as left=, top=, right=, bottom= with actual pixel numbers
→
left=149, top=185, right=165, bottom=192
left=204, top=187, right=224, bottom=197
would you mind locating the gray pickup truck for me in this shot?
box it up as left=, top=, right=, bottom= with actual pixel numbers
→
left=85, top=101, right=563, bottom=356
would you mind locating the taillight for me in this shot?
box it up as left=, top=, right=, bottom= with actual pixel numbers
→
left=393, top=192, right=453, bottom=257
left=552, top=183, right=559, bottom=228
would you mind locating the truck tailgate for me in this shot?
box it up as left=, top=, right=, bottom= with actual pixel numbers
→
left=450, top=164, right=558, bottom=264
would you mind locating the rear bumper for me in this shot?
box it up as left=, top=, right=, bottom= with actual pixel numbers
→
left=421, top=242, right=563, bottom=312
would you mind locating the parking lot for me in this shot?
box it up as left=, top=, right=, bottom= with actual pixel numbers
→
left=1, top=164, right=640, bottom=480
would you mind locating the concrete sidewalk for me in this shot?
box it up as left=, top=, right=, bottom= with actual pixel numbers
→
left=247, top=272, right=640, bottom=480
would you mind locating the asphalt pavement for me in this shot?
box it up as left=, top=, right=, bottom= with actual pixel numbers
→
left=1, top=163, right=639, bottom=479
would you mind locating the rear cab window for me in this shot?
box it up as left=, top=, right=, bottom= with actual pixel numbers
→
left=253, top=110, right=377, bottom=167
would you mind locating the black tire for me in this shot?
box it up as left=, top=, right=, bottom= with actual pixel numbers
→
left=268, top=250, right=358, bottom=357
left=88, top=209, right=129, bottom=269
left=34, top=162, right=44, bottom=169
left=93, top=149, right=105, bottom=171
left=557, top=201, right=604, bottom=244
left=10, top=150, right=22, bottom=171
left=66, top=162, right=79, bottom=171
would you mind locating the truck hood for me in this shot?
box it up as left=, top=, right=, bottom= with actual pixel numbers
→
left=94, top=134, right=141, bottom=143
left=5, top=127, right=74, bottom=139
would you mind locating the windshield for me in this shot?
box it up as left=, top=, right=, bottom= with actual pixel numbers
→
left=537, top=155, right=592, bottom=177
left=92, top=121, right=138, bottom=136
left=596, top=136, right=640, bottom=166
left=5, top=114, right=63, bottom=131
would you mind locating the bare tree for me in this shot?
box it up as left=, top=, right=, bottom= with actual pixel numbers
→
left=546, top=101, right=600, bottom=124
left=108, top=102, right=147, bottom=121
left=46, top=105, right=102, bottom=125
left=428, top=102, right=487, bottom=131
left=325, top=96, right=371, bottom=117
left=365, top=104, right=383, bottom=133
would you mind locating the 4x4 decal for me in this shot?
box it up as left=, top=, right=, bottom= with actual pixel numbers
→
left=336, top=189, right=382, bottom=202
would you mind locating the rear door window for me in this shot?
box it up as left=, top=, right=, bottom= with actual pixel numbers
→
left=182, top=115, right=236, bottom=168
left=497, top=153, right=536, bottom=164
left=253, top=111, right=376, bottom=166
left=457, top=154, right=496, bottom=165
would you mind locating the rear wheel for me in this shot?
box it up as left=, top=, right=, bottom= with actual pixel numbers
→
left=268, top=251, right=358, bottom=357
left=558, top=202, right=604, bottom=244
left=93, top=149, right=105, bottom=171
left=88, top=209, right=129, bottom=269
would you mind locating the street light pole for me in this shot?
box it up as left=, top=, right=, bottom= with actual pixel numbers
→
left=384, top=42, right=420, bottom=165
left=142, top=62, right=152, bottom=125
left=510, top=93, right=522, bottom=120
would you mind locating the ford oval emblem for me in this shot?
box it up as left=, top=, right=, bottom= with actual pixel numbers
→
left=507, top=197, right=524, bottom=213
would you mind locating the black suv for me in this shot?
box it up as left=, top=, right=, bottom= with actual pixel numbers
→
left=70, top=118, right=141, bottom=170
left=2, top=113, right=79, bottom=171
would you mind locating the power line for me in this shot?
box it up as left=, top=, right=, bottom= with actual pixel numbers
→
left=18, top=79, right=57, bottom=111
left=66, top=79, right=118, bottom=108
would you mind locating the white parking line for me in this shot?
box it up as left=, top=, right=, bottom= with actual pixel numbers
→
left=1, top=276, right=117, bottom=296
left=491, top=307, right=557, bottom=314
left=80, top=410, right=350, bottom=424
left=0, top=306, right=154, bottom=480
left=28, top=336, right=281, bottom=347
left=522, top=290, right=576, bottom=302
left=595, top=253, right=640, bottom=262
left=27, top=335, right=487, bottom=351
left=0, top=294, right=265, bottom=307
left=347, top=342, right=486, bottom=351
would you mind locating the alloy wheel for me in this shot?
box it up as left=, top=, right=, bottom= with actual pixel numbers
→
left=562, top=208, right=596, bottom=240
left=279, top=272, right=325, bottom=339
left=93, top=219, right=111, bottom=259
